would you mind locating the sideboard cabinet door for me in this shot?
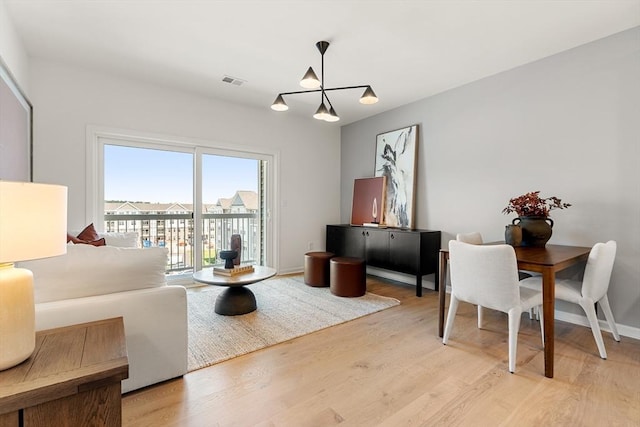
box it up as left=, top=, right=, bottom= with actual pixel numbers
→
left=326, top=225, right=364, bottom=258
left=388, top=231, right=420, bottom=274
left=364, top=228, right=389, bottom=267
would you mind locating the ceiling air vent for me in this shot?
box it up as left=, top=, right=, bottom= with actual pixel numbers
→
left=222, top=75, right=246, bottom=86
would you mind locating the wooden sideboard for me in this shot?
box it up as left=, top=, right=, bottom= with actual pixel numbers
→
left=326, top=224, right=441, bottom=296
left=0, top=317, right=129, bottom=427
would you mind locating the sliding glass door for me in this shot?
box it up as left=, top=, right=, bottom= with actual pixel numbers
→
left=96, top=133, right=273, bottom=278
left=197, top=153, right=265, bottom=269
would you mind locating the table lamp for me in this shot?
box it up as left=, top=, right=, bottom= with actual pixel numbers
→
left=0, top=181, right=67, bottom=370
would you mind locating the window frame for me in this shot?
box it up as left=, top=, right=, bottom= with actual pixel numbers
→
left=86, top=125, right=279, bottom=276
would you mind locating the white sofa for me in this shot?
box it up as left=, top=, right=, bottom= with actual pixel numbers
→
left=18, top=233, right=188, bottom=393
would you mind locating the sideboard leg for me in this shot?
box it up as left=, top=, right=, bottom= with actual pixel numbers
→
left=416, top=275, right=422, bottom=297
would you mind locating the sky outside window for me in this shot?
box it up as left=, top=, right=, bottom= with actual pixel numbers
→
left=104, top=145, right=258, bottom=204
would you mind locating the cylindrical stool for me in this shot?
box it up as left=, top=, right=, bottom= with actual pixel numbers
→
left=304, top=251, right=334, bottom=287
left=329, top=257, right=366, bottom=297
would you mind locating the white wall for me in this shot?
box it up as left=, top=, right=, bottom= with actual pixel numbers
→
left=0, top=0, right=29, bottom=94
left=341, top=28, right=640, bottom=331
left=29, top=59, right=341, bottom=273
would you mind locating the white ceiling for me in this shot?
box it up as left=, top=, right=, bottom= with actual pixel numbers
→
left=5, top=0, right=640, bottom=125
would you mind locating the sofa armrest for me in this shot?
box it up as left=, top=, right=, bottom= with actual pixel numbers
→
left=35, top=285, right=187, bottom=393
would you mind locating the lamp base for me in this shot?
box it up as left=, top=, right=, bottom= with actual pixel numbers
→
left=0, top=264, right=35, bottom=370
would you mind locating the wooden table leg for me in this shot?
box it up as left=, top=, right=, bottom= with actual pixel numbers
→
left=542, top=267, right=555, bottom=378
left=438, top=250, right=447, bottom=338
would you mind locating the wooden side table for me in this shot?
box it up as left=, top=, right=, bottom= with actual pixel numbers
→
left=0, top=317, right=129, bottom=427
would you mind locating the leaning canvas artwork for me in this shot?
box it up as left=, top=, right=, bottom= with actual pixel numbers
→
left=351, top=177, right=386, bottom=226
left=374, top=125, right=418, bottom=229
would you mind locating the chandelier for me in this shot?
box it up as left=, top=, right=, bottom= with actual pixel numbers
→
left=271, top=41, right=378, bottom=122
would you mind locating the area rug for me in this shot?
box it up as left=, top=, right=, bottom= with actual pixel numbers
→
left=187, top=275, right=400, bottom=371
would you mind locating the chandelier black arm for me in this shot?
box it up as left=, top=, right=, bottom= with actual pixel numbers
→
left=323, top=91, right=334, bottom=110
left=323, top=85, right=371, bottom=93
left=277, top=84, right=371, bottom=97
left=278, top=89, right=322, bottom=96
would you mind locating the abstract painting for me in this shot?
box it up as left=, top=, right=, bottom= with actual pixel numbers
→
left=350, top=177, right=386, bottom=226
left=374, top=125, right=418, bottom=229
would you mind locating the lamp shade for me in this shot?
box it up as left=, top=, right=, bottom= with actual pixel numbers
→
left=359, top=86, right=379, bottom=105
left=270, top=94, right=289, bottom=111
left=0, top=181, right=67, bottom=370
left=0, top=181, right=67, bottom=263
left=300, top=67, right=321, bottom=89
left=313, top=102, right=330, bottom=120
left=325, top=107, right=340, bottom=122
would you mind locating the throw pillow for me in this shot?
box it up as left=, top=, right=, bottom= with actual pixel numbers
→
left=76, top=223, right=100, bottom=241
left=86, top=237, right=106, bottom=246
left=100, top=232, right=140, bottom=248
left=69, top=230, right=140, bottom=248
left=67, top=223, right=106, bottom=246
left=67, top=234, right=106, bottom=246
left=67, top=234, right=84, bottom=244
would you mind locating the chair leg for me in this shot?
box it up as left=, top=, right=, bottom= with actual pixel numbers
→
left=528, top=306, right=541, bottom=320
left=507, top=309, right=522, bottom=373
left=477, top=305, right=483, bottom=329
left=443, top=295, right=460, bottom=345
left=598, top=295, right=620, bottom=342
left=580, top=299, right=608, bottom=359
left=538, top=305, right=544, bottom=347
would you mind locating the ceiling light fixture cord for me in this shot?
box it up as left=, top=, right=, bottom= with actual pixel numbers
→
left=318, top=42, right=327, bottom=120
left=321, top=41, right=325, bottom=103
left=271, top=41, right=378, bottom=121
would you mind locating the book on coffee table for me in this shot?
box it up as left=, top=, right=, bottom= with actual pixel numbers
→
left=213, top=265, right=255, bottom=276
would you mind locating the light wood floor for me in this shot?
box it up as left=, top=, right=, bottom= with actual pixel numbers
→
left=122, top=275, right=640, bottom=426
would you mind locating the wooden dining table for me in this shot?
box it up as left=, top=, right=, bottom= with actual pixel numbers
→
left=438, top=243, right=592, bottom=378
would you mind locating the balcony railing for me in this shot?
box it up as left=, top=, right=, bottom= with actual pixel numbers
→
left=104, top=212, right=259, bottom=274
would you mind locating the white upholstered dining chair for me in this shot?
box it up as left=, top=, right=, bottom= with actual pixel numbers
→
left=443, top=240, right=544, bottom=373
left=456, top=232, right=483, bottom=245
left=455, top=232, right=536, bottom=324
left=456, top=232, right=485, bottom=327
left=456, top=231, right=538, bottom=320
left=520, top=240, right=620, bottom=359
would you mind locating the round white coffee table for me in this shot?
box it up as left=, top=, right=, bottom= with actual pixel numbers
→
left=192, top=266, right=276, bottom=315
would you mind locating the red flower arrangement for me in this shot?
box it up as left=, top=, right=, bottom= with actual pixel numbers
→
left=502, top=191, right=571, bottom=217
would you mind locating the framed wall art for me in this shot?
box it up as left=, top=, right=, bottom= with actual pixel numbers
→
left=350, top=176, right=386, bottom=226
left=374, top=124, right=418, bottom=229
left=0, top=59, right=32, bottom=182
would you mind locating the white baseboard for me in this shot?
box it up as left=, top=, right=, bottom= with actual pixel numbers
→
left=279, top=267, right=303, bottom=276
left=295, top=266, right=640, bottom=340
left=553, top=310, right=640, bottom=340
